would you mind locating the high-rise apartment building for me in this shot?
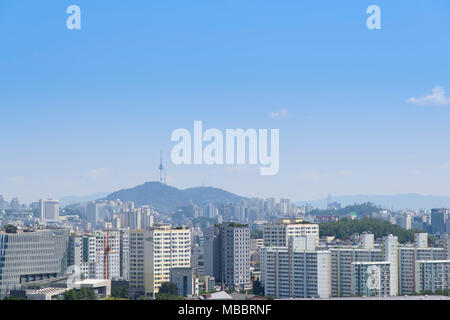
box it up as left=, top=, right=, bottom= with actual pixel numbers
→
left=329, top=247, right=383, bottom=297
left=263, top=219, right=319, bottom=247
left=129, top=225, right=191, bottom=298
left=383, top=234, right=399, bottom=296
left=260, top=237, right=331, bottom=298
left=360, top=233, right=375, bottom=249
left=415, top=260, right=450, bottom=293
left=415, top=233, right=428, bottom=248
left=68, top=231, right=121, bottom=280
left=398, top=246, right=446, bottom=295
left=351, top=262, right=391, bottom=297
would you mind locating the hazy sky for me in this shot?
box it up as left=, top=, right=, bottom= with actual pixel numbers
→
left=1, top=0, right=450, bottom=203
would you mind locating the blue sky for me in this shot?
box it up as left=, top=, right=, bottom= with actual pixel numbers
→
left=1, top=0, right=450, bottom=203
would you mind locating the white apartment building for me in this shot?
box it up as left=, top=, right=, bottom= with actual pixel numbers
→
left=360, top=233, right=374, bottom=249
left=129, top=225, right=191, bottom=298
left=415, top=233, right=428, bottom=248
left=351, top=262, right=391, bottom=297
left=263, top=219, right=319, bottom=247
left=69, top=231, right=121, bottom=280
left=398, top=246, right=446, bottom=295
left=415, top=260, right=450, bottom=293
left=260, top=237, right=331, bottom=299
left=383, top=234, right=399, bottom=296
left=330, top=247, right=383, bottom=297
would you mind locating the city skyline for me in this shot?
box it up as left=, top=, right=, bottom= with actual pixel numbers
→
left=1, top=1, right=450, bottom=203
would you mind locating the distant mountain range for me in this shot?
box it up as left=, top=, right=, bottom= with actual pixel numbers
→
left=61, top=184, right=450, bottom=212
left=102, top=181, right=246, bottom=213
left=60, top=192, right=111, bottom=206
left=297, top=194, right=450, bottom=210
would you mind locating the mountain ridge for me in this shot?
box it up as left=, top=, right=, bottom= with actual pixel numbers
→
left=102, top=181, right=246, bottom=213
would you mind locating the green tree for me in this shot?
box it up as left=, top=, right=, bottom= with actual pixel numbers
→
left=3, top=296, right=27, bottom=300
left=63, top=288, right=98, bottom=300
left=156, top=293, right=183, bottom=300
left=111, top=285, right=129, bottom=299
left=158, top=282, right=178, bottom=295
left=319, top=217, right=420, bottom=243
left=252, top=280, right=264, bottom=296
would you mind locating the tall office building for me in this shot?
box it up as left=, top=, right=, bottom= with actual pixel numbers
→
left=263, top=219, right=319, bottom=247
left=260, top=237, right=331, bottom=298
left=279, top=199, right=291, bottom=215
left=86, top=202, right=99, bottom=230
left=0, top=228, right=69, bottom=298
left=431, top=209, right=448, bottom=235
left=10, top=198, right=20, bottom=211
left=39, top=199, right=60, bottom=224
left=203, top=203, right=217, bottom=219
left=397, top=214, right=412, bottom=230
left=204, top=223, right=251, bottom=291
left=129, top=225, right=191, bottom=298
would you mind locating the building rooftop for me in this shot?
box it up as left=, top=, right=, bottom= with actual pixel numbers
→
left=73, top=279, right=110, bottom=285
left=201, top=291, right=233, bottom=300
left=27, top=287, right=68, bottom=296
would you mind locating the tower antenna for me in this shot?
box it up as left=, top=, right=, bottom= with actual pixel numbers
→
left=159, top=151, right=164, bottom=183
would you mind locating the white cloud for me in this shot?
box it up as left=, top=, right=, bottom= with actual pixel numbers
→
left=86, top=168, right=110, bottom=180
left=268, top=108, right=289, bottom=119
left=407, top=86, right=450, bottom=106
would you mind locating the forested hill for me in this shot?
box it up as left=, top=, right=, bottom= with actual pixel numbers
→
left=309, top=202, right=381, bottom=217
left=103, top=181, right=246, bottom=213
left=319, top=217, right=424, bottom=243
